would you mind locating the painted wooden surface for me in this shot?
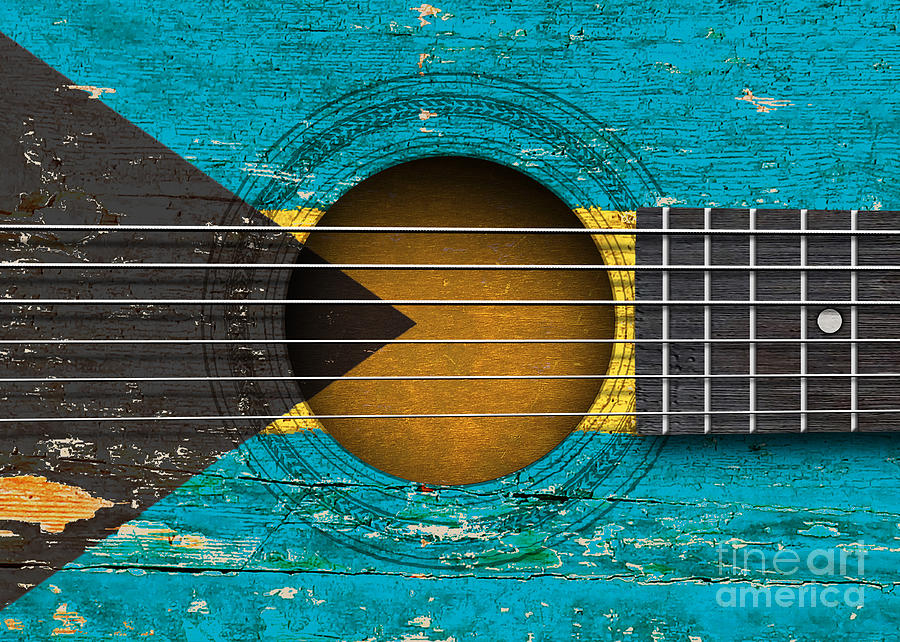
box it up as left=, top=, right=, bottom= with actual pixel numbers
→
left=635, top=206, right=900, bottom=434
left=0, top=0, right=899, bottom=639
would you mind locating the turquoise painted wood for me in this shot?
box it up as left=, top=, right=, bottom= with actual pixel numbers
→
left=1, top=434, right=899, bottom=639
left=1, top=0, right=895, bottom=210
left=0, top=0, right=898, bottom=639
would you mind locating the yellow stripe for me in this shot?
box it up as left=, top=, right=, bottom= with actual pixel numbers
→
left=259, top=207, right=325, bottom=244
left=572, top=208, right=636, bottom=434
left=258, top=208, right=327, bottom=435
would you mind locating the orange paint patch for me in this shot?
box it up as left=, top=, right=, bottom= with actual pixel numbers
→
left=51, top=603, right=86, bottom=635
left=410, top=3, right=440, bottom=26
left=0, top=475, right=113, bottom=534
left=115, top=523, right=207, bottom=548
left=172, top=534, right=208, bottom=548
left=4, top=618, right=24, bottom=631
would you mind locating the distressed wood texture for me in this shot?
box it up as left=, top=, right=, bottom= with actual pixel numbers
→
left=0, top=0, right=899, bottom=640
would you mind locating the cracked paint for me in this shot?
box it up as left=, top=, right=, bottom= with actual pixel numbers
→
left=0, top=476, right=113, bottom=534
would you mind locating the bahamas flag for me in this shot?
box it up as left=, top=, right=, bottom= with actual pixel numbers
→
left=0, top=1, right=897, bottom=640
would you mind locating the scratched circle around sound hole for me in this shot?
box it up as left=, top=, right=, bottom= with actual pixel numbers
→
left=218, top=74, right=666, bottom=569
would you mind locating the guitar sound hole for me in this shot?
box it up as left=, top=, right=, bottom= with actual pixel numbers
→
left=285, top=156, right=615, bottom=485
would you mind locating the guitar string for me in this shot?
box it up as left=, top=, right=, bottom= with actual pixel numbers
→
left=0, top=299, right=894, bottom=305
left=1, top=224, right=896, bottom=235
left=3, top=373, right=897, bottom=383
left=2, top=408, right=899, bottom=423
left=2, top=263, right=895, bottom=270
left=0, top=338, right=890, bottom=344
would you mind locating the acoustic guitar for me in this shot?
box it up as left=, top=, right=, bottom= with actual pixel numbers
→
left=0, top=25, right=894, bottom=627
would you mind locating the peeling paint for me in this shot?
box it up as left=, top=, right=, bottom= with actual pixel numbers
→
left=407, top=523, right=496, bottom=542
left=51, top=603, right=85, bottom=636
left=0, top=2, right=896, bottom=639
left=114, top=522, right=209, bottom=548
left=64, top=84, right=115, bottom=99
left=94, top=520, right=261, bottom=567
left=266, top=587, right=299, bottom=600
left=409, top=614, right=433, bottom=628
left=410, top=4, right=441, bottom=26
left=735, top=88, right=794, bottom=113
left=0, top=475, right=113, bottom=533
left=4, top=618, right=23, bottom=631
left=187, top=600, right=209, bottom=614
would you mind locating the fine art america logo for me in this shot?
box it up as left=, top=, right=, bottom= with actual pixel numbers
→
left=716, top=544, right=868, bottom=608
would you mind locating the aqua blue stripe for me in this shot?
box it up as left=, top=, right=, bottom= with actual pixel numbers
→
left=0, top=0, right=896, bottom=209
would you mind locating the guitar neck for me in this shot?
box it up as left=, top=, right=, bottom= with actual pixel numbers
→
left=635, top=207, right=900, bottom=434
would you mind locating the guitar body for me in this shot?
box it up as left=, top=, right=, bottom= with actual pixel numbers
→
left=0, top=1, right=897, bottom=639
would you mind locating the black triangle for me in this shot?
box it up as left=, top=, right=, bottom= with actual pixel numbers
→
left=0, top=33, right=413, bottom=608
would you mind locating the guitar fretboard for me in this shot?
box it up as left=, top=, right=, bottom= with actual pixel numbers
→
left=636, top=207, right=900, bottom=434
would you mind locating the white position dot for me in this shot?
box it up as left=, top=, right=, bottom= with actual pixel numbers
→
left=816, top=308, right=843, bottom=334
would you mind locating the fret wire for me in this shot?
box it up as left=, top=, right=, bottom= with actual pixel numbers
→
left=2, top=224, right=897, bottom=235
left=662, top=207, right=670, bottom=435
left=704, top=207, right=711, bottom=434
left=749, top=209, right=757, bottom=434
left=851, top=209, right=859, bottom=432
left=2, top=407, right=899, bottom=423
left=800, top=209, right=808, bottom=433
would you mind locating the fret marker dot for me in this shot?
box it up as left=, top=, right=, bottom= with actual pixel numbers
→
left=816, top=308, right=843, bottom=334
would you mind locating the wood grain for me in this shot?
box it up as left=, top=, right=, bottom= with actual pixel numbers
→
left=0, top=0, right=898, bottom=638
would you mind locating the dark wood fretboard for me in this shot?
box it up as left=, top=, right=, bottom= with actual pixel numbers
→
left=636, top=207, right=900, bottom=434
